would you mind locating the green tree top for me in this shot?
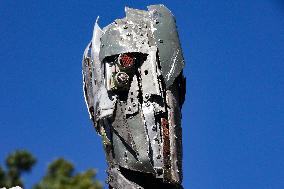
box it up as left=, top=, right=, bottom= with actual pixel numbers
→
left=0, top=150, right=36, bottom=188
left=0, top=150, right=102, bottom=189
left=33, top=158, right=102, bottom=189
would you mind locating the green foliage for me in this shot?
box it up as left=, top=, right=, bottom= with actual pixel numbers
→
left=6, top=150, right=36, bottom=172
left=0, top=150, right=102, bottom=189
left=32, top=158, right=102, bottom=189
left=0, top=166, right=6, bottom=187
left=0, top=150, right=36, bottom=188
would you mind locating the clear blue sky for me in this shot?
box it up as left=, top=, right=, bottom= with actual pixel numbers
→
left=1, top=0, right=283, bottom=188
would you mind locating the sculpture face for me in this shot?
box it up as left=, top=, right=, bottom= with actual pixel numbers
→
left=83, top=4, right=186, bottom=189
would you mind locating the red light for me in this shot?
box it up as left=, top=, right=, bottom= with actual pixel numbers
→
left=120, top=54, right=135, bottom=68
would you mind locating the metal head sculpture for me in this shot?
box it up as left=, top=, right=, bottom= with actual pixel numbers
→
left=82, top=4, right=186, bottom=189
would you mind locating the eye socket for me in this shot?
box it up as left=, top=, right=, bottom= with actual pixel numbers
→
left=119, top=53, right=135, bottom=68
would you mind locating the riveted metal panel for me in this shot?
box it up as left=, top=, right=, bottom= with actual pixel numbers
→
left=125, top=75, right=140, bottom=116
left=83, top=4, right=186, bottom=189
left=126, top=110, right=155, bottom=174
left=112, top=101, right=137, bottom=155
left=147, top=5, right=185, bottom=88
left=141, top=103, right=164, bottom=177
left=99, top=18, right=150, bottom=62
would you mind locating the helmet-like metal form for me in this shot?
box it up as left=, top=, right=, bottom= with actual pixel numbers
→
left=83, top=4, right=186, bottom=189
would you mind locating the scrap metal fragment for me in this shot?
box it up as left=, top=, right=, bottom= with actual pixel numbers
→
left=82, top=4, right=186, bottom=189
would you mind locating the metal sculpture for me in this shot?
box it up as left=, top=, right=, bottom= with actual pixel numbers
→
left=82, top=4, right=186, bottom=189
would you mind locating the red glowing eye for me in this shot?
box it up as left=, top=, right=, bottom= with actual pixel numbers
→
left=119, top=54, right=135, bottom=68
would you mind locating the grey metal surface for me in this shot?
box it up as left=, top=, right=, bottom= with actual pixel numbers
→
left=112, top=101, right=137, bottom=155
left=107, top=166, right=143, bottom=189
left=138, top=47, right=161, bottom=97
left=148, top=5, right=185, bottom=88
left=126, top=110, right=155, bottom=173
left=99, top=18, right=150, bottom=62
left=82, top=4, right=186, bottom=188
left=125, top=75, right=139, bottom=116
left=141, top=103, right=163, bottom=177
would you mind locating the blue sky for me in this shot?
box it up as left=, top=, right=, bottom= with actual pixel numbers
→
left=0, top=0, right=284, bottom=188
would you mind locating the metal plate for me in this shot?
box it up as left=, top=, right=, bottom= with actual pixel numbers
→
left=148, top=4, right=185, bottom=88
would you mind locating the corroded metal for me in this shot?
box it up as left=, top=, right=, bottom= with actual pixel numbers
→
left=82, top=4, right=186, bottom=189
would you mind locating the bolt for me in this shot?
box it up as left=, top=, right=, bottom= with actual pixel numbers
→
left=158, top=39, right=163, bottom=43
left=116, top=72, right=129, bottom=85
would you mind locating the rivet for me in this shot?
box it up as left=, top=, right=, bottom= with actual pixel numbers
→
left=145, top=93, right=150, bottom=99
